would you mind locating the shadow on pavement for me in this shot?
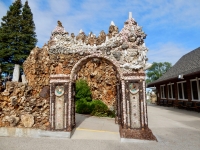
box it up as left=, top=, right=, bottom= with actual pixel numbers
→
left=71, top=113, right=90, bottom=137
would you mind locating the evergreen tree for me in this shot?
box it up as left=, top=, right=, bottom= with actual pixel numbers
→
left=21, top=1, right=37, bottom=59
left=0, top=0, right=37, bottom=74
left=0, top=0, right=22, bottom=74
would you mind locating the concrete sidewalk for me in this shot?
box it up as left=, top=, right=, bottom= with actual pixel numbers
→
left=0, top=104, right=200, bottom=150
left=71, top=113, right=120, bottom=140
left=148, top=104, right=200, bottom=149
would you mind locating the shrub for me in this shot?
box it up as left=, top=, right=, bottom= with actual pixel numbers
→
left=75, top=99, right=92, bottom=114
left=90, top=100, right=108, bottom=115
left=75, top=79, right=115, bottom=118
left=75, top=79, right=92, bottom=102
left=91, top=100, right=115, bottom=118
left=106, top=110, right=116, bottom=118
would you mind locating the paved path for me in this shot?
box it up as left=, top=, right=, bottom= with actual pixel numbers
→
left=0, top=104, right=200, bottom=150
left=72, top=113, right=120, bottom=140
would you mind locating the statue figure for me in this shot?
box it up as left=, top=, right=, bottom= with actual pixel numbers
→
left=108, top=24, right=119, bottom=39
left=87, top=32, right=97, bottom=46
left=57, top=20, right=63, bottom=27
left=71, top=33, right=75, bottom=39
left=76, top=30, right=87, bottom=44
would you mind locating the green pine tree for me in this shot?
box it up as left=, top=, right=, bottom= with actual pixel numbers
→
left=21, top=0, right=37, bottom=59
left=0, top=0, right=22, bottom=74
left=0, top=0, right=37, bottom=75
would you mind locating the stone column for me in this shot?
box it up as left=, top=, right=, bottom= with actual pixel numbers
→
left=12, top=64, right=20, bottom=82
left=121, top=80, right=127, bottom=128
left=21, top=75, right=27, bottom=84
left=68, top=81, right=72, bottom=131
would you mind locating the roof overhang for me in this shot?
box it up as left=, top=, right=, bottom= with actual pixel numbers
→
left=147, top=70, right=200, bottom=87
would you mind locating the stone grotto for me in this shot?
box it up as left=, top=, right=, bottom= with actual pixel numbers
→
left=0, top=12, right=155, bottom=140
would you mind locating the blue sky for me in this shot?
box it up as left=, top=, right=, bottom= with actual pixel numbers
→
left=0, top=0, right=200, bottom=65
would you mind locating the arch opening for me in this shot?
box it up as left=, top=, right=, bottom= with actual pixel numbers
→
left=70, top=56, right=122, bottom=129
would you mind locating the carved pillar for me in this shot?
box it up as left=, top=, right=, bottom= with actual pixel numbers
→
left=143, top=80, right=148, bottom=126
left=67, top=82, right=72, bottom=131
left=139, top=80, right=144, bottom=128
left=71, top=82, right=76, bottom=128
left=50, top=74, right=70, bottom=131
left=116, top=83, right=121, bottom=124
left=125, top=80, right=141, bottom=129
left=120, top=74, right=148, bottom=138
left=50, top=83, right=55, bottom=130
left=121, top=80, right=127, bottom=128
left=67, top=81, right=76, bottom=131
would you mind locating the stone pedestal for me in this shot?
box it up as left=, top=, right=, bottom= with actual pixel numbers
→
left=12, top=64, right=20, bottom=82
left=21, top=75, right=27, bottom=84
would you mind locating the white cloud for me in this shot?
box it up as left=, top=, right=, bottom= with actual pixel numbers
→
left=48, top=0, right=71, bottom=14
left=147, top=42, right=191, bottom=65
left=135, top=0, right=200, bottom=28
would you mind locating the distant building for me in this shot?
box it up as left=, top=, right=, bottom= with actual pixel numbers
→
left=147, top=47, right=200, bottom=106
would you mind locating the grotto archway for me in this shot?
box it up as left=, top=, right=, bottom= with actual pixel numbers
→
left=46, top=13, right=150, bottom=138
left=69, top=55, right=123, bottom=129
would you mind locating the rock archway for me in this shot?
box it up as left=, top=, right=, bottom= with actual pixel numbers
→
left=45, top=13, right=151, bottom=138
left=0, top=12, right=155, bottom=140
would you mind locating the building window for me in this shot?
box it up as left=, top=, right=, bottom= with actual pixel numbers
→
left=177, top=81, right=188, bottom=100
left=160, top=85, right=166, bottom=98
left=167, top=83, right=175, bottom=99
left=190, top=78, right=200, bottom=100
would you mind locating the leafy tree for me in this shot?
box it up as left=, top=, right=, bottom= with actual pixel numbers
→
left=0, top=0, right=37, bottom=75
left=146, top=62, right=172, bottom=84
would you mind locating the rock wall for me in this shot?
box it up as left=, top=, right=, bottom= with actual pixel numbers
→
left=23, top=46, right=118, bottom=108
left=23, top=47, right=86, bottom=96
left=0, top=81, right=50, bottom=129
